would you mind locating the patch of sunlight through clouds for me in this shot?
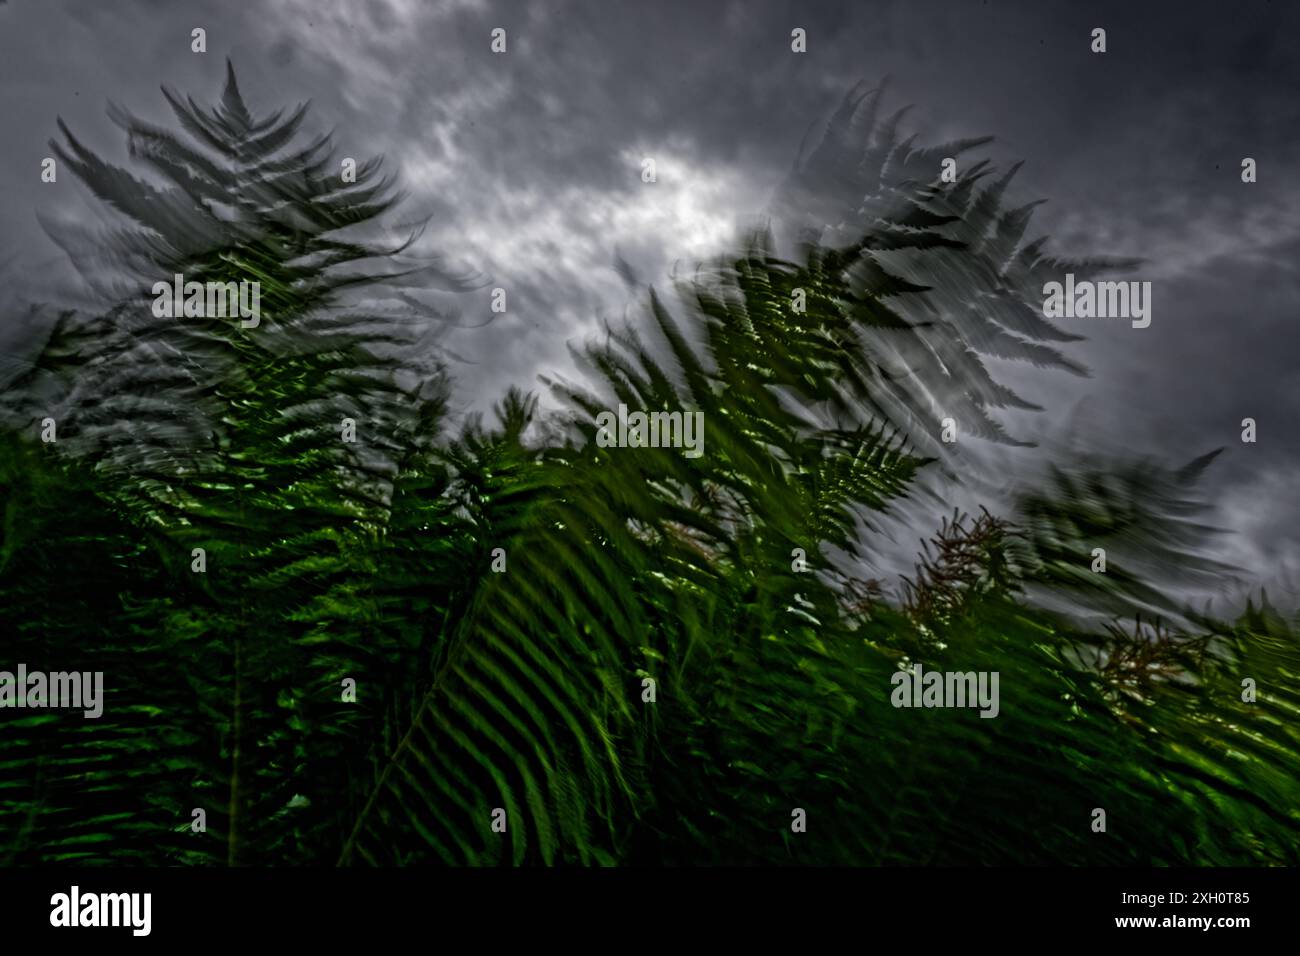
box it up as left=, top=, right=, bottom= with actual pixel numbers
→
left=408, top=143, right=751, bottom=311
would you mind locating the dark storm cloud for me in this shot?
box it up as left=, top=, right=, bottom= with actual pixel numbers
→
left=1, top=0, right=1296, bottom=598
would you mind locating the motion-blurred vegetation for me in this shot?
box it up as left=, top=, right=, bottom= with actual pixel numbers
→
left=1, top=67, right=1296, bottom=866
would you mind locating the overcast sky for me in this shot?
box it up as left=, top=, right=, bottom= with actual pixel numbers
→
left=1, top=0, right=1297, bottom=606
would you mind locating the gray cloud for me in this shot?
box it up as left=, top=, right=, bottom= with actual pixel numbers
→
left=2, top=0, right=1296, bottom=601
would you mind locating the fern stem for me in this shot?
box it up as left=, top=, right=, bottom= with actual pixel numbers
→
left=227, top=633, right=243, bottom=867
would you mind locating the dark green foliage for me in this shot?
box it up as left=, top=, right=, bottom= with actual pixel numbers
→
left=1, top=70, right=1297, bottom=867
left=3, top=62, right=471, bottom=866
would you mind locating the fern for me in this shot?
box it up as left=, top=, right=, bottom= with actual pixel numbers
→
left=1, top=68, right=1297, bottom=869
